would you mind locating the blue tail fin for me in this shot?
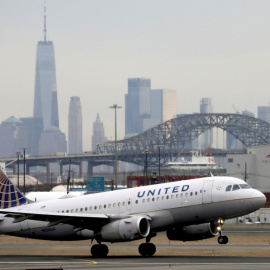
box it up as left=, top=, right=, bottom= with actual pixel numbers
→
left=0, top=170, right=29, bottom=209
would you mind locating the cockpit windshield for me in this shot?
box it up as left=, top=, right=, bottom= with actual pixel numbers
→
left=239, top=184, right=251, bottom=189
left=226, top=183, right=251, bottom=191
left=232, top=184, right=240, bottom=191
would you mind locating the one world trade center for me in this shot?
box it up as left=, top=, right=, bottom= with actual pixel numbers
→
left=32, top=6, right=59, bottom=155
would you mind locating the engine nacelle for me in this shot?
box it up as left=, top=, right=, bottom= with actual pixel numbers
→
left=166, top=222, right=219, bottom=241
left=99, top=216, right=150, bottom=242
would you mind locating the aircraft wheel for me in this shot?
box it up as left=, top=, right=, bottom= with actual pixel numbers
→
left=139, top=243, right=156, bottom=257
left=218, top=235, right=229, bottom=245
left=222, top=236, right=228, bottom=244
left=147, top=243, right=156, bottom=257
left=91, top=244, right=109, bottom=258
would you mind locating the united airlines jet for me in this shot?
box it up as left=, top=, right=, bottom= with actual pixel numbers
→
left=0, top=170, right=266, bottom=257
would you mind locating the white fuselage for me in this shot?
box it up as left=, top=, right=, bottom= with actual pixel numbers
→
left=0, top=176, right=265, bottom=241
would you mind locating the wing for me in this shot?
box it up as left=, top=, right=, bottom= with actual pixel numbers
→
left=0, top=208, right=110, bottom=232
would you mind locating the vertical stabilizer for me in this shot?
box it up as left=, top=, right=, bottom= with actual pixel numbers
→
left=0, top=170, right=29, bottom=209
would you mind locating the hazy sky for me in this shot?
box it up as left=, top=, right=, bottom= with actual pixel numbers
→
left=1, top=0, right=270, bottom=150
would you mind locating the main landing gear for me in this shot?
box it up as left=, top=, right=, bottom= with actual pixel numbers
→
left=91, top=244, right=109, bottom=258
left=216, top=218, right=229, bottom=245
left=138, top=233, right=157, bottom=257
left=90, top=233, right=157, bottom=257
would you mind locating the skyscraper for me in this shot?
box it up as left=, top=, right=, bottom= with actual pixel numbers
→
left=200, top=98, right=213, bottom=148
left=32, top=6, right=59, bottom=155
left=68, top=97, right=83, bottom=154
left=258, top=105, right=270, bottom=123
left=92, top=113, right=107, bottom=151
left=0, top=117, right=26, bottom=158
left=143, top=89, right=177, bottom=130
left=125, top=78, right=151, bottom=136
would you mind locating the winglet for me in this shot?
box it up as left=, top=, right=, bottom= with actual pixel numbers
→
left=0, top=170, right=29, bottom=209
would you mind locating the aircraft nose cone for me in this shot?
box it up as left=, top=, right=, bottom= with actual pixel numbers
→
left=251, top=190, right=266, bottom=209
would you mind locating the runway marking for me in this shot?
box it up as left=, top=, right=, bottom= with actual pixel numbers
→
left=2, top=261, right=270, bottom=266
left=76, top=259, right=98, bottom=264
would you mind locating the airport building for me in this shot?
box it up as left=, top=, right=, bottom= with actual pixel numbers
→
left=227, top=144, right=270, bottom=192
left=68, top=97, right=83, bottom=154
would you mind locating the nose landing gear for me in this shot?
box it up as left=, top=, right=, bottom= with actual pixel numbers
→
left=216, top=218, right=229, bottom=245
left=218, top=235, right=228, bottom=244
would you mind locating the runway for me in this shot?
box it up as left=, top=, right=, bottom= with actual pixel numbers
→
left=1, top=255, right=270, bottom=270
left=1, top=224, right=270, bottom=270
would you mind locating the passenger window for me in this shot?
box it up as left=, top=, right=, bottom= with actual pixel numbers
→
left=176, top=194, right=179, bottom=198
left=135, top=200, right=138, bottom=204
left=99, top=205, right=102, bottom=209
left=94, top=206, right=97, bottom=210
left=118, top=202, right=120, bottom=207
left=166, top=195, right=169, bottom=199
left=122, top=202, right=125, bottom=206
left=143, top=199, right=145, bottom=203
left=85, top=207, right=88, bottom=211
left=108, top=204, right=111, bottom=208
left=71, top=209, right=74, bottom=213
left=104, top=205, right=106, bottom=208
left=233, top=185, right=240, bottom=191
left=157, top=197, right=159, bottom=201
left=147, top=198, right=150, bottom=202
left=195, top=191, right=198, bottom=195
left=90, top=206, right=92, bottom=211
left=80, top=208, right=83, bottom=212
left=113, top=203, right=116, bottom=207
left=152, top=198, right=155, bottom=201
left=226, top=185, right=232, bottom=191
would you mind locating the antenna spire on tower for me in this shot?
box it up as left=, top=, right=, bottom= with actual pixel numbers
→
left=43, top=0, right=47, bottom=42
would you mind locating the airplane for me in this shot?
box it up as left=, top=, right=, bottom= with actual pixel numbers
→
left=0, top=170, right=266, bottom=257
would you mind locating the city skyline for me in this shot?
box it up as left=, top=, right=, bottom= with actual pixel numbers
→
left=1, top=1, right=270, bottom=151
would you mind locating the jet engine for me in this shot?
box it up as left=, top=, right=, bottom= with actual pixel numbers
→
left=99, top=216, right=150, bottom=242
left=166, top=222, right=219, bottom=241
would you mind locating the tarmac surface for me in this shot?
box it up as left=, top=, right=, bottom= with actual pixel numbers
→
left=1, top=224, right=270, bottom=270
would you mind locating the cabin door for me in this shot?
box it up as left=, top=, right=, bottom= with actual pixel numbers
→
left=202, top=181, right=213, bottom=204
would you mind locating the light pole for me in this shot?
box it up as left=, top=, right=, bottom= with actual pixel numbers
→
left=16, top=151, right=20, bottom=188
left=21, top=147, right=27, bottom=195
left=156, top=145, right=164, bottom=182
left=109, top=104, right=122, bottom=189
left=145, top=150, right=149, bottom=185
